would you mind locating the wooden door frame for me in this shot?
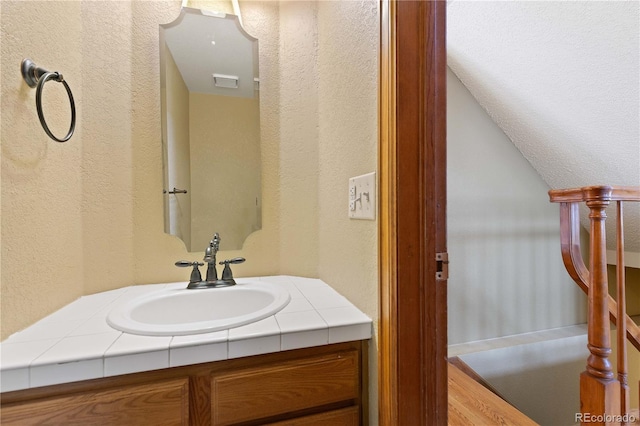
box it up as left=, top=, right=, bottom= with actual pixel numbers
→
left=378, top=0, right=448, bottom=424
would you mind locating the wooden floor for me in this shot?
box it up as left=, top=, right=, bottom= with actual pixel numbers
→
left=448, top=362, right=538, bottom=425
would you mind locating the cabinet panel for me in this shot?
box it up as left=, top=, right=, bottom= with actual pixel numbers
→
left=1, top=378, right=189, bottom=426
left=266, top=406, right=360, bottom=425
left=1, top=342, right=366, bottom=426
left=211, top=350, right=359, bottom=425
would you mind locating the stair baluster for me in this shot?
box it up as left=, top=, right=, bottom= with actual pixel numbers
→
left=550, top=185, right=640, bottom=425
left=616, top=201, right=630, bottom=418
left=582, top=188, right=619, bottom=419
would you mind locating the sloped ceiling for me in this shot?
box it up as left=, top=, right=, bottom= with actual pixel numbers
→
left=447, top=1, right=640, bottom=257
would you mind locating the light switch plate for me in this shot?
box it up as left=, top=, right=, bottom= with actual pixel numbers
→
left=348, top=172, right=376, bottom=220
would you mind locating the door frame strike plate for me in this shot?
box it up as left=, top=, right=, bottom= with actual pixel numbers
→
left=436, top=252, right=449, bottom=280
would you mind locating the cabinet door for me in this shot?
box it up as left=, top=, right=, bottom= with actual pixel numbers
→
left=211, top=350, right=359, bottom=425
left=1, top=378, right=189, bottom=426
left=266, top=406, right=360, bottom=425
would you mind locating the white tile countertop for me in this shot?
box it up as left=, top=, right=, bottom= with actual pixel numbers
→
left=0, top=276, right=372, bottom=393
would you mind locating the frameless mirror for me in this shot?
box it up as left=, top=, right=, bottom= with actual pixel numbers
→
left=160, top=7, right=261, bottom=252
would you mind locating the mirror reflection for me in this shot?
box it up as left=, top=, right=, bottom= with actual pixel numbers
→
left=161, top=7, right=261, bottom=251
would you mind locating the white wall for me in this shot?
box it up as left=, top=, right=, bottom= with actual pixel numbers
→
left=447, top=67, right=587, bottom=344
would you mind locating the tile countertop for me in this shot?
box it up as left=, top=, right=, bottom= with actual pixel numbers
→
left=0, top=276, right=372, bottom=393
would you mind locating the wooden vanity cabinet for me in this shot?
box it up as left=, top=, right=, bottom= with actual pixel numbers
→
left=0, top=378, right=190, bottom=425
left=1, top=341, right=367, bottom=426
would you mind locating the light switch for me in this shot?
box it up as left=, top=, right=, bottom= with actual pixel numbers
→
left=348, top=172, right=376, bottom=220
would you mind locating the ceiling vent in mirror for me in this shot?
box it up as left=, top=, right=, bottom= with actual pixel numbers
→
left=213, top=73, right=238, bottom=89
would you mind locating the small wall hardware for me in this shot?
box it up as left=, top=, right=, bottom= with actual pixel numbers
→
left=20, top=58, right=76, bottom=143
left=348, top=172, right=376, bottom=220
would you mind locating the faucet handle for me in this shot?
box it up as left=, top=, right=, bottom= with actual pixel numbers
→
left=175, top=260, right=204, bottom=284
left=218, top=257, right=245, bottom=281
left=219, top=257, right=245, bottom=265
left=175, top=260, right=202, bottom=267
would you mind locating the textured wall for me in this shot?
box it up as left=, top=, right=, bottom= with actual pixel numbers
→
left=448, top=68, right=587, bottom=344
left=1, top=0, right=378, bottom=338
left=80, top=1, right=136, bottom=297
left=317, top=0, right=378, bottom=326
left=0, top=0, right=283, bottom=339
left=315, top=1, right=379, bottom=421
left=1, top=4, right=379, bottom=413
left=1, top=0, right=84, bottom=339
left=277, top=1, right=319, bottom=277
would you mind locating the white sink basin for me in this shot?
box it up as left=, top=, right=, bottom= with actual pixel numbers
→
left=107, top=282, right=290, bottom=336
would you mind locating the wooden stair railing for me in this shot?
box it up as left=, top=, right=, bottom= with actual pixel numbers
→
left=550, top=185, right=640, bottom=424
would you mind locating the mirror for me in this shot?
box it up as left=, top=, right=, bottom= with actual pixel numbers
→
left=160, top=7, right=261, bottom=252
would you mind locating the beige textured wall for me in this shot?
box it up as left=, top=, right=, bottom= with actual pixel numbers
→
left=316, top=0, right=378, bottom=325
left=277, top=1, right=319, bottom=277
left=1, top=0, right=85, bottom=337
left=80, top=1, right=137, bottom=297
left=1, top=0, right=283, bottom=339
left=165, top=49, right=191, bottom=249
left=189, top=92, right=260, bottom=251
left=315, top=2, right=379, bottom=421
left=1, top=7, right=379, bottom=418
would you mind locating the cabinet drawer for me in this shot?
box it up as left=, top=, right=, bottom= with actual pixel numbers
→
left=1, top=378, right=189, bottom=426
left=211, top=349, right=360, bottom=425
left=266, top=406, right=360, bottom=425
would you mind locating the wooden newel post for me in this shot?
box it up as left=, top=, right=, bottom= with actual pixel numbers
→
left=551, top=185, right=640, bottom=425
left=580, top=188, right=620, bottom=424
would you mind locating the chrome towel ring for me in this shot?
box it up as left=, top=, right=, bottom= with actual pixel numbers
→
left=21, top=58, right=76, bottom=143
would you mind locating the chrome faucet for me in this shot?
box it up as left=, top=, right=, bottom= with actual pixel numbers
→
left=203, top=233, right=221, bottom=282
left=175, top=232, right=246, bottom=289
